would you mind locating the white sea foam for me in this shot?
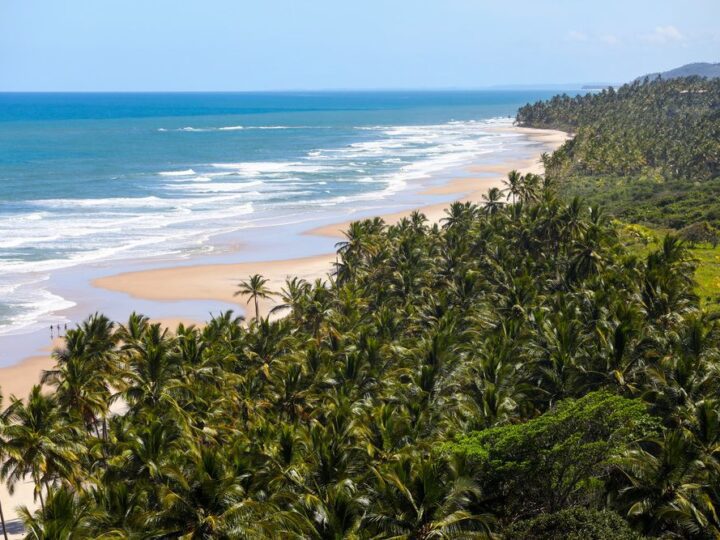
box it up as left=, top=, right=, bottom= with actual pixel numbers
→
left=210, top=162, right=331, bottom=175
left=159, top=169, right=196, bottom=176
left=1, top=116, right=523, bottom=338
left=0, top=287, right=76, bottom=337
left=158, top=125, right=313, bottom=133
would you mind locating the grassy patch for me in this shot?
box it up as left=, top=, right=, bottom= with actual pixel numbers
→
left=563, top=174, right=720, bottom=230
left=618, top=221, right=720, bottom=310
left=690, top=246, right=720, bottom=310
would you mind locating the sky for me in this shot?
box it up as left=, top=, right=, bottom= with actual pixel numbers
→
left=1, top=0, right=719, bottom=91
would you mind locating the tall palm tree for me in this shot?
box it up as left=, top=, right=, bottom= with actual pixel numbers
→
left=270, top=277, right=310, bottom=321
left=157, top=446, right=263, bottom=538
left=1, top=387, right=81, bottom=513
left=502, top=169, right=523, bottom=205
left=235, top=274, right=275, bottom=321
left=0, top=389, right=18, bottom=540
left=481, top=187, right=504, bottom=215
left=18, top=486, right=94, bottom=539
left=119, top=323, right=180, bottom=413
left=613, top=430, right=719, bottom=537
left=41, top=332, right=110, bottom=438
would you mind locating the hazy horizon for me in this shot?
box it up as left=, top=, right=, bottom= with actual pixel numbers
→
left=2, top=0, right=718, bottom=92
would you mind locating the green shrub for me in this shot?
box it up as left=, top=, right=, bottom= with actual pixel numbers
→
left=504, top=508, right=643, bottom=539
left=446, top=392, right=659, bottom=518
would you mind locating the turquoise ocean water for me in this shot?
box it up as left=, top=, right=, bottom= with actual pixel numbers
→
left=0, top=90, right=567, bottom=340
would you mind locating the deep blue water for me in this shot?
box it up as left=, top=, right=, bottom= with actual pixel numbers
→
left=0, top=90, right=568, bottom=335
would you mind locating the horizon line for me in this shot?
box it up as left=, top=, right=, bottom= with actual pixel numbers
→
left=0, top=83, right=617, bottom=94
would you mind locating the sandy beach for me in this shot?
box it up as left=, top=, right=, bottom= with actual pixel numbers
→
left=1, top=125, right=567, bottom=402
left=96, top=126, right=567, bottom=314
left=0, top=125, right=566, bottom=534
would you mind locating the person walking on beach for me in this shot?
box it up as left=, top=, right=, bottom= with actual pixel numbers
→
left=57, top=323, right=61, bottom=337
left=50, top=325, right=54, bottom=339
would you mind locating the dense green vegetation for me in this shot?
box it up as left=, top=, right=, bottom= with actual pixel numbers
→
left=518, top=76, right=720, bottom=309
left=1, top=171, right=720, bottom=538
left=0, top=77, right=717, bottom=538
left=503, top=508, right=645, bottom=540
left=517, top=77, right=720, bottom=229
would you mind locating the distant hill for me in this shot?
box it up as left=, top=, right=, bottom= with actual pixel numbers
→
left=636, top=62, right=720, bottom=81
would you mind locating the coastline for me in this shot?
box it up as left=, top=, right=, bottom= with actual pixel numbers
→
left=0, top=126, right=567, bottom=399
left=0, top=125, right=566, bottom=533
left=95, top=126, right=567, bottom=313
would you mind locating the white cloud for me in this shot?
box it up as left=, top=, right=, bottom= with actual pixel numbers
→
left=600, top=34, right=620, bottom=46
left=643, top=25, right=684, bottom=44
left=566, top=30, right=588, bottom=42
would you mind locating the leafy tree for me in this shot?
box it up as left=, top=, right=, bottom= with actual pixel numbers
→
left=678, top=221, right=720, bottom=247
left=503, top=508, right=644, bottom=540
left=446, top=392, right=659, bottom=519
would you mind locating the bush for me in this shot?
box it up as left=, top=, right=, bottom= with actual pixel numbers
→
left=679, top=221, right=719, bottom=247
left=445, top=392, right=659, bottom=518
left=504, top=508, right=643, bottom=539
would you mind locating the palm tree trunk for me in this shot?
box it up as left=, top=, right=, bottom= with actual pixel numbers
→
left=37, top=484, right=45, bottom=514
left=254, top=296, right=259, bottom=321
left=34, top=473, right=44, bottom=513
left=0, top=495, right=9, bottom=540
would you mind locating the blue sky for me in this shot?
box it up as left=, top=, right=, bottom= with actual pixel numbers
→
left=1, top=0, right=718, bottom=91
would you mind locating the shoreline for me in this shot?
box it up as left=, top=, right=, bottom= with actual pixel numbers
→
left=0, top=125, right=566, bottom=533
left=95, top=126, right=566, bottom=312
left=0, top=126, right=567, bottom=400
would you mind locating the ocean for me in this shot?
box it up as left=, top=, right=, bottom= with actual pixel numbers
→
left=0, top=90, right=566, bottom=341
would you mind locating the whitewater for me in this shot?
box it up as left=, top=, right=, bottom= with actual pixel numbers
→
left=0, top=90, right=563, bottom=340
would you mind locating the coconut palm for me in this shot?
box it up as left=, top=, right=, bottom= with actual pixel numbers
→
left=235, top=274, right=275, bottom=321
left=1, top=387, right=81, bottom=512
left=18, top=487, right=96, bottom=540
left=41, top=339, right=110, bottom=438
left=364, top=453, right=494, bottom=538
left=502, top=170, right=523, bottom=205
left=481, top=186, right=504, bottom=215
left=0, top=389, right=18, bottom=540
left=156, top=446, right=269, bottom=538
left=613, top=429, right=720, bottom=536
left=118, top=323, right=181, bottom=414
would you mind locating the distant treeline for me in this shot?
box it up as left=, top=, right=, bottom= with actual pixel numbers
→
left=517, top=77, right=720, bottom=182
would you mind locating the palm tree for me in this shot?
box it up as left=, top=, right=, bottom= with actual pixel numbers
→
left=502, top=169, right=523, bottom=205
left=18, top=486, right=94, bottom=539
left=289, top=478, right=368, bottom=539
left=363, top=452, right=494, bottom=538
left=235, top=274, right=275, bottom=321
left=157, top=446, right=265, bottom=538
left=1, top=387, right=81, bottom=513
left=613, top=430, right=719, bottom=537
left=481, top=187, right=504, bottom=215
left=41, top=332, right=111, bottom=438
left=0, top=389, right=18, bottom=540
left=119, top=323, right=180, bottom=413
left=269, top=277, right=310, bottom=321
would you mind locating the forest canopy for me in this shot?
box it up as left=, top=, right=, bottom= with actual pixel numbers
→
left=516, top=77, right=720, bottom=229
